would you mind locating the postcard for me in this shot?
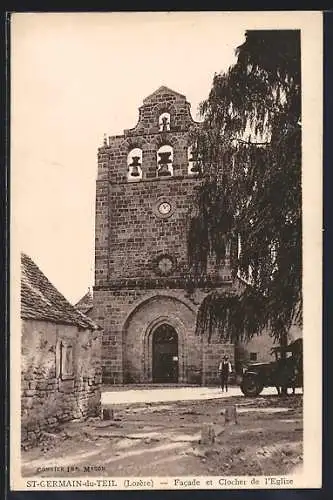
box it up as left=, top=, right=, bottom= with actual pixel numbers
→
left=10, top=11, right=322, bottom=491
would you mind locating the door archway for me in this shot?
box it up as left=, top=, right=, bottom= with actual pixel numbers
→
left=152, top=324, right=178, bottom=383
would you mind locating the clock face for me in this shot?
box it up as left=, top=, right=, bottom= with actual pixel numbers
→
left=153, top=198, right=174, bottom=219
left=158, top=257, right=173, bottom=275
left=158, top=201, right=171, bottom=215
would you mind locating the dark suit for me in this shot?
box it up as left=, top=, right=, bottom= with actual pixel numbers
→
left=219, top=361, right=231, bottom=391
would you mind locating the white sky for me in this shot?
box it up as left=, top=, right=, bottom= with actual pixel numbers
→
left=11, top=12, right=248, bottom=304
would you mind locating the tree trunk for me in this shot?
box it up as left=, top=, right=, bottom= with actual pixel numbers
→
left=279, top=330, right=288, bottom=396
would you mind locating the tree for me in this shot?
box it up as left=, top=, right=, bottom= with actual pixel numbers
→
left=188, top=30, right=302, bottom=351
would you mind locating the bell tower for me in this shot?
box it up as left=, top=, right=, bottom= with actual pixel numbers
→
left=93, top=86, right=234, bottom=384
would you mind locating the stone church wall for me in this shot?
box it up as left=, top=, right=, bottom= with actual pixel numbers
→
left=94, top=87, right=289, bottom=385
left=107, top=177, right=199, bottom=280
left=93, top=288, right=203, bottom=385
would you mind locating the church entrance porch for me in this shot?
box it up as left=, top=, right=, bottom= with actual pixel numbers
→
left=152, top=324, right=178, bottom=383
left=122, top=293, right=199, bottom=385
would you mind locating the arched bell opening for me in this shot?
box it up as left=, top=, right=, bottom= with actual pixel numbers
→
left=156, top=144, right=173, bottom=177
left=127, top=147, right=143, bottom=182
left=158, top=112, right=171, bottom=132
left=188, top=145, right=200, bottom=176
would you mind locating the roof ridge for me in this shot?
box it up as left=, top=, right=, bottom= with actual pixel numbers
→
left=21, top=253, right=100, bottom=330
left=143, top=85, right=186, bottom=103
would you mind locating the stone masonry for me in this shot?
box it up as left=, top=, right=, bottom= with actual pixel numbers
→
left=21, top=319, right=101, bottom=446
left=21, top=253, right=102, bottom=447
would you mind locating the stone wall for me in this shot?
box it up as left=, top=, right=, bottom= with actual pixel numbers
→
left=202, top=341, right=235, bottom=386
left=93, top=288, right=144, bottom=384
left=21, top=319, right=102, bottom=447
left=95, top=160, right=206, bottom=288
left=93, top=288, right=203, bottom=385
left=108, top=178, right=200, bottom=280
left=237, top=332, right=277, bottom=365
left=237, top=324, right=303, bottom=367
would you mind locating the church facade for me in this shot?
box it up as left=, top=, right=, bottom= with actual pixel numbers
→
left=93, top=86, right=279, bottom=385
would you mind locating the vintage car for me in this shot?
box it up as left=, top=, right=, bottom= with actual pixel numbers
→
left=240, top=338, right=303, bottom=397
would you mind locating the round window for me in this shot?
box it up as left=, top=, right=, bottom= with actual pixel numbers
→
left=153, top=198, right=175, bottom=219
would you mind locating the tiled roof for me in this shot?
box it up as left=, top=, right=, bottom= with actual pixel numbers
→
left=75, top=289, right=93, bottom=315
left=21, top=253, right=99, bottom=330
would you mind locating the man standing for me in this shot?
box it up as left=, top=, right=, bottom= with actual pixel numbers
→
left=218, top=355, right=232, bottom=392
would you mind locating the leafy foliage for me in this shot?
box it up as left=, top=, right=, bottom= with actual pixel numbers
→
left=195, top=289, right=269, bottom=344
left=189, top=30, right=302, bottom=344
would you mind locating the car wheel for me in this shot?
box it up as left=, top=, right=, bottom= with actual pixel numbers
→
left=240, top=375, right=264, bottom=397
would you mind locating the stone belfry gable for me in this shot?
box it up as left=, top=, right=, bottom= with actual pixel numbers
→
left=96, top=86, right=202, bottom=185
left=124, top=85, right=199, bottom=137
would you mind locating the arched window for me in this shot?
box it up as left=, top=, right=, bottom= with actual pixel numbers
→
left=157, top=145, right=173, bottom=177
left=159, top=112, right=171, bottom=132
left=127, top=148, right=143, bottom=182
left=188, top=146, right=200, bottom=176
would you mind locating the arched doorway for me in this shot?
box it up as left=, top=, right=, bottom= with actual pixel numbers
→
left=152, top=324, right=178, bottom=383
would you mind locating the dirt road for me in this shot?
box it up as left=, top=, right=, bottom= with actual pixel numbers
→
left=21, top=392, right=303, bottom=477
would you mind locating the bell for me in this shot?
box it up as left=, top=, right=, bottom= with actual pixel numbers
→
left=158, top=151, right=172, bottom=177
left=161, top=116, right=170, bottom=132
left=189, top=162, right=200, bottom=174
left=129, top=155, right=141, bottom=177
left=158, top=164, right=171, bottom=177
left=188, top=151, right=200, bottom=174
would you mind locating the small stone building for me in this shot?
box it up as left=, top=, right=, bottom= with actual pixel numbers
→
left=21, top=253, right=102, bottom=446
left=75, top=288, right=93, bottom=317
left=93, top=86, right=301, bottom=386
